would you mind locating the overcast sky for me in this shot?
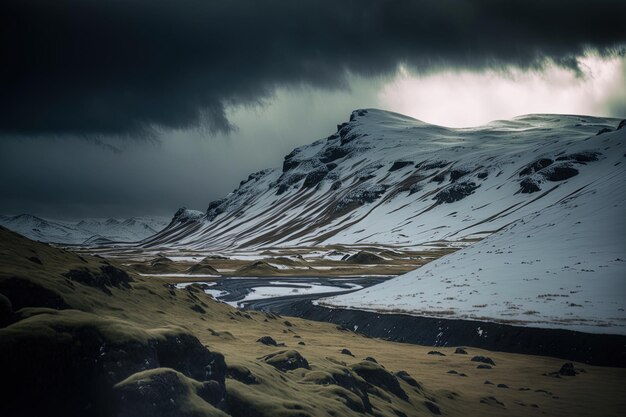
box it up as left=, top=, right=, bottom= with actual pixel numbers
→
left=1, top=0, right=625, bottom=219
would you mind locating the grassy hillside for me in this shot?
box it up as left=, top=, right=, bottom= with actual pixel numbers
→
left=1, top=226, right=624, bottom=417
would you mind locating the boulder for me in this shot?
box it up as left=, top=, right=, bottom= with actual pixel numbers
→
left=261, top=350, right=310, bottom=372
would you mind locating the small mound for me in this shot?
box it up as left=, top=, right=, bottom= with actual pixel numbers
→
left=187, top=259, right=220, bottom=275
left=227, top=364, right=259, bottom=385
left=394, top=370, right=421, bottom=389
left=63, top=264, right=133, bottom=295
left=256, top=336, right=278, bottom=346
left=235, top=261, right=279, bottom=276
left=471, top=356, right=496, bottom=366
left=480, top=396, right=505, bottom=408
left=114, top=368, right=227, bottom=417
left=351, top=361, right=408, bottom=401
left=345, top=251, right=387, bottom=264
left=261, top=350, right=310, bottom=371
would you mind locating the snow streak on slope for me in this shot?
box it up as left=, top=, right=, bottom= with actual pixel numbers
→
left=144, top=109, right=624, bottom=253
left=0, top=214, right=169, bottom=245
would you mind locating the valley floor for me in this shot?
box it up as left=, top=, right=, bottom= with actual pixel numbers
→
left=1, top=226, right=625, bottom=417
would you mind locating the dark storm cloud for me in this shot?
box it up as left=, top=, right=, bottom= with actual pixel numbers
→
left=2, top=0, right=626, bottom=137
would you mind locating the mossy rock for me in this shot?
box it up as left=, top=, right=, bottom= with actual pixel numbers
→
left=0, top=309, right=226, bottom=417
left=114, top=368, right=229, bottom=417
left=261, top=350, right=310, bottom=372
left=351, top=361, right=408, bottom=401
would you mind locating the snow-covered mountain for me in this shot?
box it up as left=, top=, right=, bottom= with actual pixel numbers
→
left=0, top=214, right=169, bottom=245
left=142, top=108, right=626, bottom=334
left=144, top=109, right=624, bottom=250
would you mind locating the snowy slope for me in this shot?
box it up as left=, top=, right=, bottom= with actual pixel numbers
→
left=143, top=109, right=625, bottom=253
left=0, top=214, right=169, bottom=245
left=322, top=157, right=626, bottom=334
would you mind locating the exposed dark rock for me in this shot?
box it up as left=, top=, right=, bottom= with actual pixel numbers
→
left=272, top=299, right=626, bottom=367
left=477, top=171, right=489, bottom=179
left=341, top=348, right=355, bottom=357
left=477, top=364, right=492, bottom=369
left=115, top=369, right=223, bottom=417
left=190, top=304, right=205, bottom=314
left=238, top=170, right=268, bottom=187
left=0, top=318, right=226, bottom=417
left=484, top=380, right=494, bottom=385
left=257, top=336, right=278, bottom=346
left=262, top=350, right=310, bottom=371
left=63, top=265, right=133, bottom=295
left=351, top=361, right=408, bottom=401
left=389, top=161, right=414, bottom=172
left=519, top=177, right=541, bottom=193
left=431, top=173, right=446, bottom=183
left=424, top=400, right=441, bottom=415
left=275, top=173, right=306, bottom=195
left=298, top=341, right=306, bottom=346
left=171, top=207, right=205, bottom=224
left=155, top=333, right=226, bottom=384
left=0, top=277, right=70, bottom=310
left=454, top=347, right=467, bottom=355
left=206, top=199, right=227, bottom=220
left=364, top=356, right=378, bottom=363
left=350, top=109, right=368, bottom=121
left=326, top=162, right=338, bottom=171
left=337, top=122, right=349, bottom=131
left=433, top=182, right=478, bottom=204
left=408, top=182, right=423, bottom=195
left=227, top=364, right=259, bottom=384
left=480, top=396, right=505, bottom=407
left=28, top=256, right=42, bottom=265
left=556, top=151, right=601, bottom=163
left=520, top=158, right=553, bottom=176
left=319, top=146, right=351, bottom=163
left=282, top=148, right=302, bottom=172
left=331, top=180, right=342, bottom=191
left=447, top=370, right=458, bottom=374
left=302, top=167, right=329, bottom=188
left=420, top=160, right=448, bottom=170
left=471, top=356, right=496, bottom=366
left=394, top=370, right=421, bottom=389
left=558, top=362, right=580, bottom=376
left=596, top=127, right=613, bottom=135
left=282, top=158, right=300, bottom=172
left=449, top=168, right=470, bottom=182
left=338, top=123, right=359, bottom=145
left=428, top=350, right=446, bottom=356
left=327, top=367, right=373, bottom=413
left=0, top=293, right=12, bottom=327
left=618, top=120, right=626, bottom=130
left=497, top=384, right=509, bottom=389
left=542, top=165, right=578, bottom=181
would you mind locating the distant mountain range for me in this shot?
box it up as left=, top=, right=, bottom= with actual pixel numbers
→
left=0, top=213, right=169, bottom=245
